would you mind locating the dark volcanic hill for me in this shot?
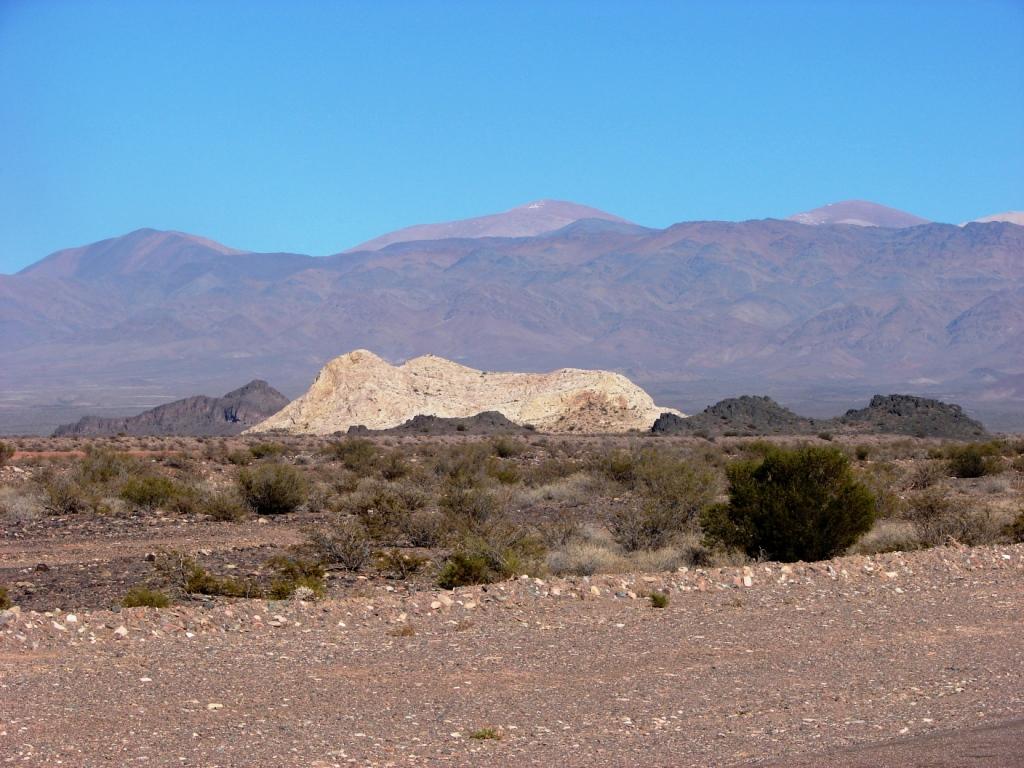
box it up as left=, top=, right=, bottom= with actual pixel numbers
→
left=347, top=411, right=531, bottom=436
left=653, top=396, right=818, bottom=436
left=653, top=393, right=990, bottom=439
left=836, top=394, right=989, bottom=439
left=2, top=200, right=1022, bottom=434
left=52, top=381, right=288, bottom=437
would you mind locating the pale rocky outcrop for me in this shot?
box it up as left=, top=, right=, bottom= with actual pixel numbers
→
left=249, top=349, right=681, bottom=434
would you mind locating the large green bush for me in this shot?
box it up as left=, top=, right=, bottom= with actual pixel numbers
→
left=701, top=445, right=875, bottom=562
left=236, top=463, right=307, bottom=515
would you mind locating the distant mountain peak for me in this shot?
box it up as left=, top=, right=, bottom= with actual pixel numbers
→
left=788, top=200, right=930, bottom=228
left=346, top=199, right=630, bottom=252
left=967, top=211, right=1024, bottom=226
left=18, top=228, right=245, bottom=280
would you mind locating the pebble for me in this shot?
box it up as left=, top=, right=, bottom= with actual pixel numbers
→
left=113, top=626, right=129, bottom=638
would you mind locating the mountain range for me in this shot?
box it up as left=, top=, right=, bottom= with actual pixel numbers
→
left=1, top=199, right=1021, bottom=434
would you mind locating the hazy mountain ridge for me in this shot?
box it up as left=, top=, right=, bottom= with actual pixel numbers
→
left=52, top=380, right=289, bottom=437
left=2, top=203, right=1022, bottom=434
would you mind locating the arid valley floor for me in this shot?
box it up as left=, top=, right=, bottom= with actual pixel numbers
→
left=1, top=434, right=1023, bottom=766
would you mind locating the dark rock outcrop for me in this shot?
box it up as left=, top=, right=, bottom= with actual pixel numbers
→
left=53, top=380, right=288, bottom=437
left=837, top=394, right=989, bottom=439
left=653, top=396, right=817, bottom=436
left=347, top=411, right=532, bottom=436
left=654, top=393, right=989, bottom=439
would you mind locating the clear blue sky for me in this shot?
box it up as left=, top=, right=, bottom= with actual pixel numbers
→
left=1, top=0, right=1022, bottom=272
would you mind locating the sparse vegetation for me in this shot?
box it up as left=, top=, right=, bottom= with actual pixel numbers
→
left=469, top=727, right=502, bottom=740
left=0, top=586, right=12, bottom=610
left=947, top=443, right=1002, bottom=478
left=0, top=441, right=14, bottom=466
left=122, top=587, right=171, bottom=608
left=649, top=591, right=669, bottom=608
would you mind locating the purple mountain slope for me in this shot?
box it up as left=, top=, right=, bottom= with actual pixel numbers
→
left=1, top=203, right=1022, bottom=433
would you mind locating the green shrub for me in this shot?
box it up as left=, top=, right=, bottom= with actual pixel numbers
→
left=41, top=477, right=92, bottom=515
left=237, top=463, right=307, bottom=515
left=491, top=437, right=524, bottom=458
left=1005, top=510, right=1024, bottom=543
left=122, top=587, right=170, bottom=608
left=437, top=523, right=546, bottom=588
left=375, top=548, right=429, bottom=579
left=184, top=561, right=261, bottom=598
left=469, top=728, right=502, bottom=740
left=436, top=551, right=492, bottom=589
left=78, top=448, right=138, bottom=484
left=0, top=441, right=14, bottom=467
left=649, top=591, right=669, bottom=608
left=0, top=586, right=11, bottom=610
left=249, top=442, right=285, bottom=459
left=606, top=450, right=716, bottom=551
left=947, top=444, right=1001, bottom=478
left=119, top=474, right=180, bottom=510
left=701, top=445, right=875, bottom=562
left=265, top=556, right=325, bottom=600
left=199, top=490, right=250, bottom=522
left=339, top=479, right=429, bottom=540
left=324, top=438, right=378, bottom=473
left=854, top=445, right=871, bottom=461
left=439, top=484, right=502, bottom=528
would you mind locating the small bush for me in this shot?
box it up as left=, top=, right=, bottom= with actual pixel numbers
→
left=41, top=477, right=92, bottom=515
left=401, top=510, right=450, bottom=547
left=237, top=463, right=307, bottom=515
left=266, top=556, right=325, bottom=600
left=119, top=474, right=181, bottom=510
left=307, top=519, right=371, bottom=571
left=0, top=586, right=11, bottom=610
left=184, top=561, right=261, bottom=598
left=200, top=490, right=250, bottom=522
left=436, top=552, right=492, bottom=589
left=605, top=450, right=716, bottom=551
left=649, top=591, right=669, bottom=608
left=339, top=479, right=429, bottom=540
left=854, top=445, right=871, bottom=461
left=437, top=523, right=546, bottom=588
left=79, top=448, right=138, bottom=484
left=469, top=728, right=502, bottom=741
left=375, top=549, right=429, bottom=580
left=249, top=442, right=285, bottom=459
left=947, top=444, right=1001, bottom=479
left=491, top=437, right=524, bottom=458
left=324, top=438, right=378, bottom=474
left=907, top=461, right=945, bottom=490
left=701, top=445, right=876, bottom=562
left=1005, top=510, right=1024, bottom=543
left=902, top=490, right=1003, bottom=546
left=0, top=441, right=14, bottom=467
left=439, top=484, right=502, bottom=528
left=122, top=587, right=170, bottom=608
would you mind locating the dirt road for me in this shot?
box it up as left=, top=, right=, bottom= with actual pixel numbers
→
left=1, top=545, right=1022, bottom=766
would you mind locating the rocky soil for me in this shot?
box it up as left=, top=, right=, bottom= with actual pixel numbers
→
left=2, top=544, right=1022, bottom=767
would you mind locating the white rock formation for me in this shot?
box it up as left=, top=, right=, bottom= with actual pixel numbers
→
left=249, top=349, right=681, bottom=434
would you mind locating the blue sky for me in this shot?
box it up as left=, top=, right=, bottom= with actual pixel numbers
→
left=1, top=0, right=1022, bottom=272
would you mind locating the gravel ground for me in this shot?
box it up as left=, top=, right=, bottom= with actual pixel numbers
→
left=2, top=544, right=1022, bottom=767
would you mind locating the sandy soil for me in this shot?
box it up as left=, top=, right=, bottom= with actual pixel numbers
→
left=2, top=544, right=1022, bottom=767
